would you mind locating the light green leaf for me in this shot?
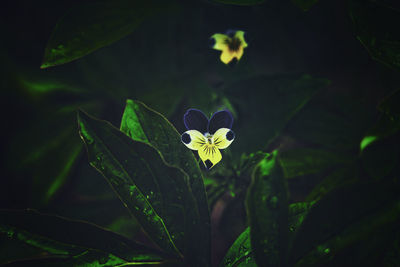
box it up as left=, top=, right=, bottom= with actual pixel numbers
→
left=220, top=227, right=256, bottom=267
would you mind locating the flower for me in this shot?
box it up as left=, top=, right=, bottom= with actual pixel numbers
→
left=181, top=109, right=235, bottom=170
left=210, top=30, right=248, bottom=64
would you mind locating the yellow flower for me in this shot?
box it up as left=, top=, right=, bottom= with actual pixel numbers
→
left=181, top=109, right=235, bottom=169
left=211, top=30, right=248, bottom=64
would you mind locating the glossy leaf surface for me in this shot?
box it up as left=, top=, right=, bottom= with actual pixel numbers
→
left=78, top=110, right=204, bottom=264
left=220, top=227, right=256, bottom=267
left=120, top=99, right=210, bottom=265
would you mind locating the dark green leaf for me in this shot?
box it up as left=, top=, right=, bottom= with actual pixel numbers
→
left=290, top=180, right=399, bottom=265
left=361, top=135, right=399, bottom=180
left=305, top=165, right=359, bottom=202
left=287, top=92, right=373, bottom=151
left=119, top=100, right=210, bottom=266
left=0, top=209, right=162, bottom=262
left=2, top=250, right=179, bottom=267
left=226, top=74, right=329, bottom=155
left=292, top=0, right=319, bottom=11
left=220, top=227, right=257, bottom=267
left=78, top=110, right=202, bottom=265
left=294, top=199, right=400, bottom=267
left=378, top=88, right=400, bottom=118
left=349, top=0, right=400, bottom=71
left=211, top=0, right=265, bottom=5
left=279, top=148, right=352, bottom=179
left=288, top=202, right=314, bottom=238
left=41, top=1, right=175, bottom=68
left=246, top=150, right=289, bottom=267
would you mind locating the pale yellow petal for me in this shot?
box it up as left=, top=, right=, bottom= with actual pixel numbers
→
left=181, top=130, right=206, bottom=150
left=198, top=145, right=222, bottom=169
left=213, top=128, right=235, bottom=149
left=211, top=33, right=230, bottom=51
left=234, top=30, right=248, bottom=48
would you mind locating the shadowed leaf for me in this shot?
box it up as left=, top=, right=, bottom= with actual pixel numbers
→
left=226, top=74, right=329, bottom=156
left=292, top=0, right=319, bottom=11
left=220, top=227, right=256, bottom=267
left=0, top=209, right=163, bottom=262
left=211, top=0, right=265, bottom=5
left=119, top=100, right=210, bottom=266
left=279, top=148, right=352, bottom=179
left=290, top=180, right=400, bottom=265
left=78, top=110, right=201, bottom=265
left=41, top=1, right=175, bottom=68
left=349, top=0, right=400, bottom=71
left=246, top=150, right=289, bottom=267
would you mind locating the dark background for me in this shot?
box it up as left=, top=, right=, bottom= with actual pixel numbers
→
left=1, top=0, right=399, bottom=266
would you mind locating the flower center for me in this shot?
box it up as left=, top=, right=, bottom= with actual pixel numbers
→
left=204, top=133, right=213, bottom=145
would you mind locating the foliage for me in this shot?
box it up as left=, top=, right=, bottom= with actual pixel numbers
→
left=2, top=0, right=400, bottom=267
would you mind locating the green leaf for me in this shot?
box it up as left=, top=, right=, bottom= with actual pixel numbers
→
left=119, top=100, right=210, bottom=265
left=288, top=202, right=314, bottom=238
left=78, top=110, right=203, bottom=265
left=226, top=74, right=329, bottom=155
left=294, top=199, right=400, bottom=267
left=287, top=92, right=373, bottom=151
left=349, top=0, right=400, bottom=71
left=211, top=0, right=265, bottom=5
left=278, top=148, right=352, bottom=179
left=305, top=165, right=359, bottom=202
left=378, top=88, right=400, bottom=118
left=292, top=0, right=319, bottom=11
left=2, top=250, right=179, bottom=267
left=220, top=227, right=257, bottom=267
left=290, top=180, right=399, bottom=265
left=41, top=1, right=175, bottom=68
left=246, top=150, right=289, bottom=266
left=0, top=209, right=163, bottom=262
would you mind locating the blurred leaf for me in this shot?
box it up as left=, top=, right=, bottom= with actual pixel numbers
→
left=220, top=227, right=257, bottom=267
left=237, top=151, right=269, bottom=178
left=294, top=199, right=400, bottom=267
left=7, top=76, right=101, bottom=206
left=246, top=150, right=289, bottom=267
left=226, top=74, right=329, bottom=155
left=0, top=209, right=163, bottom=261
left=119, top=100, right=210, bottom=265
left=287, top=92, right=373, bottom=151
left=211, top=0, right=265, bottom=5
left=1, top=250, right=180, bottom=267
left=279, top=148, right=352, bottom=179
left=290, top=180, right=399, bottom=265
left=349, top=0, right=400, bottom=71
left=292, top=0, right=319, bottom=11
left=378, top=88, right=400, bottom=117
left=361, top=135, right=399, bottom=180
left=288, top=202, right=314, bottom=239
left=41, top=1, right=176, bottom=68
left=78, top=110, right=204, bottom=265
left=305, top=165, right=359, bottom=202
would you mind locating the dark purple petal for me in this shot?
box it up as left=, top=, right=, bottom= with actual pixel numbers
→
left=183, top=109, right=209, bottom=133
left=208, top=110, right=233, bottom=134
